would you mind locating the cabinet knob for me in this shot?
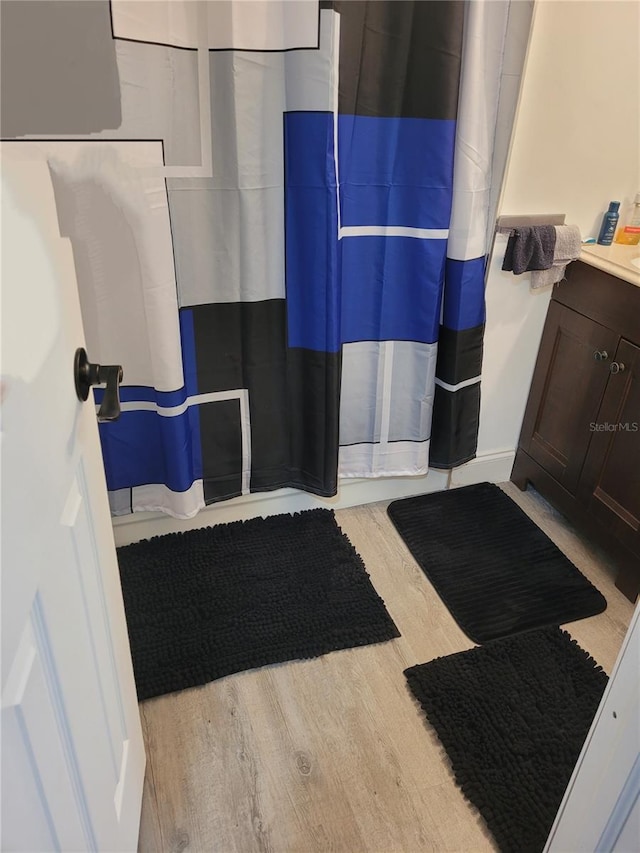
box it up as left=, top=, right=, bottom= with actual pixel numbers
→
left=609, top=362, right=625, bottom=374
left=594, top=350, right=609, bottom=361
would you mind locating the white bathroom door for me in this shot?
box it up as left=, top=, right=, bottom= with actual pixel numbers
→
left=545, top=603, right=640, bottom=852
left=1, top=156, right=145, bottom=850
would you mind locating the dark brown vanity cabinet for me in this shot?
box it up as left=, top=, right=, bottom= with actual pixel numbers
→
left=512, top=261, right=640, bottom=601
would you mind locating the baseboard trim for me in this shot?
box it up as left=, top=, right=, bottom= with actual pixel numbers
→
left=449, top=450, right=516, bottom=488
left=112, top=451, right=515, bottom=546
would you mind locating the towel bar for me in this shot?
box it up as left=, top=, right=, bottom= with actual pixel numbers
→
left=495, top=213, right=566, bottom=235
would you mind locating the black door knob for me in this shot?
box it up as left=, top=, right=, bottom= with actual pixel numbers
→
left=74, top=347, right=123, bottom=422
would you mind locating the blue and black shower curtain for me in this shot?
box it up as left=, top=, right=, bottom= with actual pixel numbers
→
left=3, top=0, right=511, bottom=517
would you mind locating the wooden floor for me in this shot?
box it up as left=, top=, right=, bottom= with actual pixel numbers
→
left=137, top=483, right=635, bottom=853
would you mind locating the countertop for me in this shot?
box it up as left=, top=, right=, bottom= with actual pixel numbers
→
left=579, top=243, right=640, bottom=288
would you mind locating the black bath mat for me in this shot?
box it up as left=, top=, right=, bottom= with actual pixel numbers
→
left=405, top=628, right=608, bottom=853
left=118, top=509, right=399, bottom=701
left=387, top=483, right=606, bottom=643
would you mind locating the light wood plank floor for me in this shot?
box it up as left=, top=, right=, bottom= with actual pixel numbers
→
left=137, top=483, right=635, bottom=853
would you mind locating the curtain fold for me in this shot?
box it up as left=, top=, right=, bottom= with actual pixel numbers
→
left=430, top=0, right=511, bottom=468
left=334, top=0, right=464, bottom=478
left=5, top=0, right=515, bottom=516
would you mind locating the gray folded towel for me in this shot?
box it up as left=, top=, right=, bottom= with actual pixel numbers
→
left=502, top=225, right=557, bottom=274
left=530, top=225, right=582, bottom=290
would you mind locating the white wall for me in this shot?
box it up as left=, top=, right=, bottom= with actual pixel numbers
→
left=458, top=0, right=640, bottom=483
left=501, top=0, right=639, bottom=236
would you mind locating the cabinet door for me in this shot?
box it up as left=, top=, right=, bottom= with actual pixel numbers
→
left=579, top=338, right=640, bottom=554
left=519, top=301, right=618, bottom=494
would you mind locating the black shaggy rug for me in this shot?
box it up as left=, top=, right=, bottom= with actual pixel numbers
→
left=405, top=627, right=608, bottom=853
left=387, top=482, right=606, bottom=643
left=117, top=508, right=399, bottom=701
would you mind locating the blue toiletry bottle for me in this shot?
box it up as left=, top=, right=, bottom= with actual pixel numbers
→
left=597, top=201, right=620, bottom=245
